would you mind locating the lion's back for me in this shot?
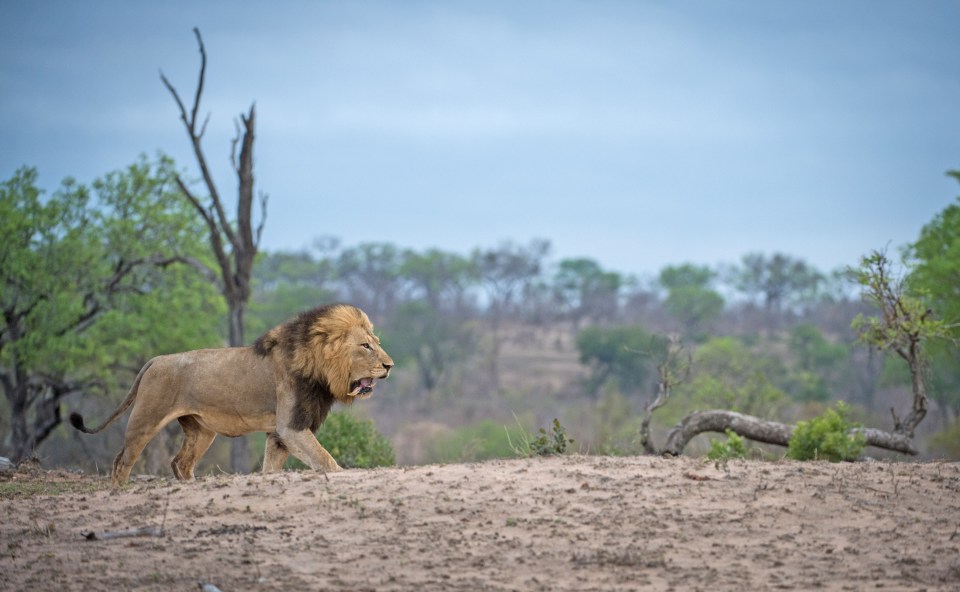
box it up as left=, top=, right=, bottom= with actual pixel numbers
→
left=144, top=347, right=278, bottom=415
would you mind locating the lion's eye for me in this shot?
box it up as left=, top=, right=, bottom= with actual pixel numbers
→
left=361, top=343, right=372, bottom=350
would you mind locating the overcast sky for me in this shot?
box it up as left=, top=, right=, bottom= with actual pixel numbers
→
left=2, top=0, right=959, bottom=278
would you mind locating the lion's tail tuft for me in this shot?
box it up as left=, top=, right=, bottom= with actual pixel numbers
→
left=70, top=359, right=155, bottom=435
left=69, top=412, right=91, bottom=433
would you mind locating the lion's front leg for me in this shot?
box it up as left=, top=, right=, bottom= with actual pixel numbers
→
left=275, top=427, right=342, bottom=472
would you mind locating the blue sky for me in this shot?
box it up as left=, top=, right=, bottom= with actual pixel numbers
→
left=2, top=0, right=959, bottom=278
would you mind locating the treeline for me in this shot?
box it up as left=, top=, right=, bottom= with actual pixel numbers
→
left=245, top=237, right=960, bottom=461
left=4, top=160, right=959, bottom=469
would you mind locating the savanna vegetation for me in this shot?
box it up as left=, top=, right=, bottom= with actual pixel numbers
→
left=1, top=28, right=957, bottom=471
left=2, top=161, right=959, bottom=474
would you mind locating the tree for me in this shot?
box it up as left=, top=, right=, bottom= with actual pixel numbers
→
left=669, top=337, right=789, bottom=420
left=733, top=253, right=823, bottom=330
left=575, top=326, right=658, bottom=397
left=249, top=250, right=338, bottom=336
left=553, top=258, right=622, bottom=329
left=785, top=324, right=849, bottom=403
left=400, top=249, right=477, bottom=314
left=0, top=162, right=222, bottom=463
left=336, top=243, right=405, bottom=322
left=909, top=178, right=960, bottom=329
left=658, top=264, right=724, bottom=341
left=388, top=248, right=478, bottom=398
left=161, top=28, right=267, bottom=472
left=907, top=178, right=960, bottom=419
left=851, top=250, right=952, bottom=439
left=472, top=239, right=550, bottom=388
left=387, top=300, right=476, bottom=397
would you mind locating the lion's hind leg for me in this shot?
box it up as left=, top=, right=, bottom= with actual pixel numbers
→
left=171, top=415, right=216, bottom=481
left=112, top=410, right=179, bottom=487
left=262, top=432, right=290, bottom=473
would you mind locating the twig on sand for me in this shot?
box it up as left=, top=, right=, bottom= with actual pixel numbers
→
left=80, top=525, right=163, bottom=541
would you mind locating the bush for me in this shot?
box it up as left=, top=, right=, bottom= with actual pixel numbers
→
left=509, top=417, right=575, bottom=457
left=786, top=402, right=865, bottom=462
left=312, top=411, right=395, bottom=469
left=707, top=429, right=747, bottom=462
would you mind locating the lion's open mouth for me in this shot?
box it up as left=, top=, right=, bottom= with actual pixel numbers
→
left=350, top=377, right=376, bottom=397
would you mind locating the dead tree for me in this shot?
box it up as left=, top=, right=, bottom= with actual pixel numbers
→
left=161, top=28, right=266, bottom=472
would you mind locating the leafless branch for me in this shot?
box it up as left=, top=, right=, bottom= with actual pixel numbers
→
left=189, top=27, right=206, bottom=136
left=255, top=191, right=268, bottom=248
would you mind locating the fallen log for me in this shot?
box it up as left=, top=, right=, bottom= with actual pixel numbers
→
left=661, top=409, right=918, bottom=457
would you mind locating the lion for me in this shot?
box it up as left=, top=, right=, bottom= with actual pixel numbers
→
left=70, top=303, right=393, bottom=486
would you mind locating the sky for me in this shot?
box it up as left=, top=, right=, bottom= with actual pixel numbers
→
left=2, top=0, right=959, bottom=279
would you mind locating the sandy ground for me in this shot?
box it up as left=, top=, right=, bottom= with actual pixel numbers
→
left=2, top=455, right=959, bottom=591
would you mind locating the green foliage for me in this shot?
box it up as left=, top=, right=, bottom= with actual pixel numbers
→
left=786, top=402, right=865, bottom=462
left=906, top=182, right=960, bottom=414
left=851, top=250, right=952, bottom=358
left=707, top=429, right=747, bottom=461
left=248, top=250, right=337, bottom=336
left=1, top=160, right=224, bottom=461
left=784, top=324, right=849, bottom=402
left=313, top=411, right=395, bottom=469
left=575, top=325, right=659, bottom=395
left=734, top=252, right=823, bottom=313
left=665, top=337, right=788, bottom=422
left=426, top=420, right=526, bottom=463
left=384, top=300, right=476, bottom=392
left=908, top=187, right=960, bottom=338
left=658, top=264, right=725, bottom=341
left=554, top=258, right=622, bottom=324
left=400, top=248, right=477, bottom=308
left=1, top=160, right=222, bottom=389
left=509, top=417, right=574, bottom=457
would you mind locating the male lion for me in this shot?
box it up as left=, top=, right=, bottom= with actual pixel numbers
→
left=70, top=303, right=393, bottom=486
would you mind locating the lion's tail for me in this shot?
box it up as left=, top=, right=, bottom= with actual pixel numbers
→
left=69, top=359, right=155, bottom=434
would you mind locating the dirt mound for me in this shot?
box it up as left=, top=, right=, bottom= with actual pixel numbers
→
left=2, top=455, right=959, bottom=591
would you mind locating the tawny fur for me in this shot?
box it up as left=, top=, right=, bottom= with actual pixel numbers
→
left=70, top=304, right=393, bottom=486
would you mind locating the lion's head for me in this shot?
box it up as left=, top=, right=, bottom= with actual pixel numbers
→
left=253, top=303, right=394, bottom=403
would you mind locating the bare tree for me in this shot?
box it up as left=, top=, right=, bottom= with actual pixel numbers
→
left=161, top=28, right=267, bottom=472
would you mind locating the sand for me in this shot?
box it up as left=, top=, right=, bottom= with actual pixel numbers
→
left=2, top=455, right=959, bottom=591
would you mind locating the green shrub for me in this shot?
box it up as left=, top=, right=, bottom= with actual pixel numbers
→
left=786, top=402, right=865, bottom=462
left=312, top=411, right=395, bottom=469
left=509, top=417, right=575, bottom=457
left=707, top=429, right=747, bottom=461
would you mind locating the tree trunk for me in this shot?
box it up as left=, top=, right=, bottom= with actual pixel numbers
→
left=8, top=385, right=30, bottom=463
left=894, top=343, right=928, bottom=438
left=663, top=410, right=793, bottom=456
left=661, top=409, right=919, bottom=457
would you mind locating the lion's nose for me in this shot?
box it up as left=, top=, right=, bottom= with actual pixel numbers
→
left=382, top=362, right=393, bottom=372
